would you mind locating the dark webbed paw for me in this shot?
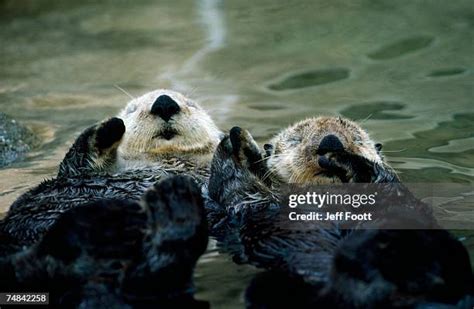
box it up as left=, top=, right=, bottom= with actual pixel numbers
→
left=317, top=150, right=377, bottom=183
left=318, top=149, right=400, bottom=183
left=313, top=133, right=399, bottom=183
left=122, top=176, right=208, bottom=304
left=143, top=175, right=207, bottom=246
left=94, top=117, right=126, bottom=155
left=229, top=126, right=269, bottom=181
left=58, top=117, right=125, bottom=176
left=330, top=229, right=473, bottom=306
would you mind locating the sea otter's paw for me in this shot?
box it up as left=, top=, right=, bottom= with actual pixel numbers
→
left=318, top=151, right=380, bottom=183
left=209, top=130, right=274, bottom=207
left=94, top=117, right=126, bottom=154
left=318, top=150, right=400, bottom=183
left=122, top=176, right=208, bottom=305
left=143, top=175, right=208, bottom=250
left=229, top=126, right=268, bottom=179
left=229, top=127, right=262, bottom=166
left=328, top=229, right=473, bottom=307
left=58, top=117, right=125, bottom=176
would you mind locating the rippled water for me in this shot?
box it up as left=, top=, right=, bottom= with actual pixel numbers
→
left=0, top=0, right=473, bottom=307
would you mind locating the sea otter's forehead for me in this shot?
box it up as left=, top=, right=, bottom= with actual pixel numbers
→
left=125, top=89, right=201, bottom=112
left=289, top=117, right=368, bottom=142
left=134, top=89, right=185, bottom=106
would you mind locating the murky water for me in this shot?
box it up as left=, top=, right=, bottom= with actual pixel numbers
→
left=0, top=0, right=473, bottom=307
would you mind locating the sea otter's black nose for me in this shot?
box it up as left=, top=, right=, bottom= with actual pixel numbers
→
left=317, top=134, right=344, bottom=155
left=151, top=95, right=181, bottom=122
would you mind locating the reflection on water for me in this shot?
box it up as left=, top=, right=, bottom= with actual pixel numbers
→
left=268, top=68, right=350, bottom=91
left=367, top=35, right=434, bottom=60
left=341, top=101, right=414, bottom=120
left=428, top=67, right=467, bottom=77
left=0, top=0, right=473, bottom=307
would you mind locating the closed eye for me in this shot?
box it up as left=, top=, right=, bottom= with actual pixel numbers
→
left=186, top=100, right=198, bottom=109
left=288, top=136, right=302, bottom=145
left=126, top=104, right=137, bottom=114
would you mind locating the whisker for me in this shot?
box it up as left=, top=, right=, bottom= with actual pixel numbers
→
left=359, top=113, right=373, bottom=124
left=253, top=156, right=272, bottom=164
left=114, top=84, right=135, bottom=100
left=261, top=169, right=274, bottom=182
left=255, top=153, right=288, bottom=164
left=261, top=166, right=279, bottom=182
left=382, top=149, right=407, bottom=153
left=259, top=152, right=295, bottom=182
left=185, top=86, right=200, bottom=99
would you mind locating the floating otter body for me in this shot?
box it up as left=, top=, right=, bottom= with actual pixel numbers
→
left=0, top=175, right=209, bottom=308
left=207, top=122, right=411, bottom=279
left=206, top=118, right=472, bottom=307
left=1, top=89, right=222, bottom=247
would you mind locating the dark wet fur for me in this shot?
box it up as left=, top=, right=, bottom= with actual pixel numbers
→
left=207, top=127, right=473, bottom=308
left=0, top=118, right=208, bottom=247
left=0, top=176, right=209, bottom=308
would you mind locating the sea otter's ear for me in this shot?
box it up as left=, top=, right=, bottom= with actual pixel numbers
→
left=375, top=143, right=383, bottom=152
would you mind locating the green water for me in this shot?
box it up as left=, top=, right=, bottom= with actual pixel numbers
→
left=0, top=0, right=473, bottom=307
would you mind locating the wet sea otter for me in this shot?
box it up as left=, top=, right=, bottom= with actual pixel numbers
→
left=0, top=175, right=209, bottom=308
left=0, top=89, right=222, bottom=247
left=206, top=119, right=473, bottom=307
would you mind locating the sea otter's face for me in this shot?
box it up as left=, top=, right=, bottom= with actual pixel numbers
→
left=266, top=117, right=383, bottom=184
left=117, top=89, right=222, bottom=162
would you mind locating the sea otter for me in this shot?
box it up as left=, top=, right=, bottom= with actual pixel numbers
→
left=206, top=121, right=472, bottom=307
left=263, top=116, right=395, bottom=185
left=0, top=175, right=209, bottom=308
left=0, top=89, right=222, bottom=247
left=206, top=122, right=417, bottom=276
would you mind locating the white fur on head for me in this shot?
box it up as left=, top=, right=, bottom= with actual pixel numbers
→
left=117, top=89, right=222, bottom=164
